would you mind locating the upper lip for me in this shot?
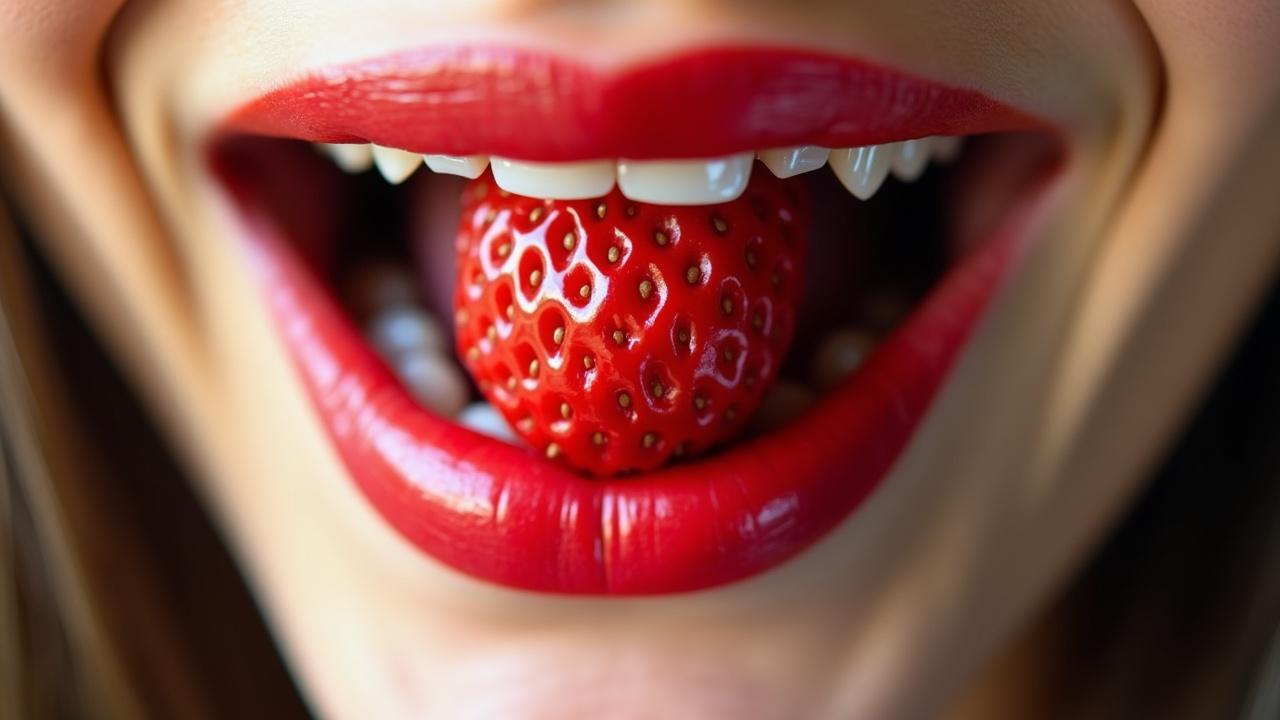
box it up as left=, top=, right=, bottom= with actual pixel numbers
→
left=213, top=44, right=1058, bottom=595
left=222, top=45, right=1042, bottom=161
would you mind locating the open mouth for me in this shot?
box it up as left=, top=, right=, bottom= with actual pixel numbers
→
left=208, top=45, right=1061, bottom=595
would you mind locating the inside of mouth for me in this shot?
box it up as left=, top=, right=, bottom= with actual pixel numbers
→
left=212, top=132, right=1055, bottom=475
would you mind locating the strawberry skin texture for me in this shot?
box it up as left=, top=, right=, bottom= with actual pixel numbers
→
left=453, top=167, right=808, bottom=476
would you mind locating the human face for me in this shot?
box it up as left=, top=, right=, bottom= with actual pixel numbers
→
left=2, top=1, right=1277, bottom=717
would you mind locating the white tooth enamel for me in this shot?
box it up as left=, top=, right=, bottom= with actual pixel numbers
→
left=932, top=135, right=963, bottom=164
left=457, top=402, right=518, bottom=442
left=749, top=381, right=816, bottom=434
left=829, top=144, right=898, bottom=200
left=367, top=305, right=447, bottom=359
left=320, top=143, right=374, bottom=173
left=810, top=328, right=877, bottom=392
left=757, top=146, right=831, bottom=179
left=371, top=144, right=422, bottom=184
left=489, top=158, right=615, bottom=199
left=394, top=351, right=470, bottom=417
left=891, top=138, right=933, bottom=182
left=616, top=153, right=754, bottom=205
left=424, top=154, right=490, bottom=180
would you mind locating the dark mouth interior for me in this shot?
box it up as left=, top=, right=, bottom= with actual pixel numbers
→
left=211, top=131, right=1056, bottom=473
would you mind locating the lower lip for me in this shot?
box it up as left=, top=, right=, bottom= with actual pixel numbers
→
left=219, top=157, right=1054, bottom=595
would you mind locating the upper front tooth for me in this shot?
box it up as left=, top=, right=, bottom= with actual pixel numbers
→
left=320, top=143, right=374, bottom=173
left=371, top=145, right=422, bottom=184
left=891, top=138, right=933, bottom=182
left=425, top=154, right=490, bottom=179
left=830, top=144, right=899, bottom=200
left=616, top=153, right=754, bottom=205
left=490, top=158, right=615, bottom=199
left=758, top=146, right=831, bottom=179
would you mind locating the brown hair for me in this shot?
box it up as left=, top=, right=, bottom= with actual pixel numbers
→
left=0, top=202, right=309, bottom=719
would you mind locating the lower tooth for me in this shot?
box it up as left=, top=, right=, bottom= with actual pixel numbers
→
left=490, top=158, right=616, bottom=199
left=457, top=402, right=518, bottom=442
left=367, top=305, right=447, bottom=358
left=891, top=138, right=933, bottom=182
left=810, top=328, right=877, bottom=392
left=616, top=154, right=754, bottom=205
left=371, top=145, right=422, bottom=185
left=829, top=144, right=898, bottom=200
left=394, top=351, right=470, bottom=417
left=320, top=143, right=374, bottom=173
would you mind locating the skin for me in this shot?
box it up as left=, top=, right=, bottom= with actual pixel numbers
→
left=2, top=1, right=1279, bottom=718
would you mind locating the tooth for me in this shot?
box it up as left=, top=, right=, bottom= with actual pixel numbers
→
left=457, top=402, right=518, bottom=442
left=749, top=381, right=816, bottom=434
left=490, top=158, right=615, bottom=199
left=891, top=138, right=933, bottom=182
left=394, top=351, right=470, bottom=417
left=757, top=146, right=831, bottom=179
left=424, top=154, right=490, bottom=180
left=371, top=144, right=422, bottom=185
left=829, top=144, right=899, bottom=200
left=616, top=153, right=754, bottom=205
left=810, top=327, right=877, bottom=392
left=932, top=136, right=963, bottom=164
left=367, top=306, right=446, bottom=359
left=320, top=143, right=374, bottom=173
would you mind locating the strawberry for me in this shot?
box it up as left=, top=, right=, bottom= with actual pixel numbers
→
left=453, top=166, right=808, bottom=476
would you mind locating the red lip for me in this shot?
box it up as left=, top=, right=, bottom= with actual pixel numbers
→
left=216, top=46, right=1053, bottom=594
left=226, top=45, right=1033, bottom=161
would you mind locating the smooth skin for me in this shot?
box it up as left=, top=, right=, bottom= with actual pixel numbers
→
left=2, top=1, right=1278, bottom=718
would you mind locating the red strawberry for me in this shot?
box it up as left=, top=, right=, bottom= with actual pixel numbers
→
left=453, top=166, right=808, bottom=476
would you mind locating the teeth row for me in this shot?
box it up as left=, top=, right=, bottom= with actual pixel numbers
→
left=353, top=263, right=521, bottom=441
left=365, top=300, right=522, bottom=442
left=366, top=303, right=471, bottom=419
left=353, top=264, right=471, bottom=419
left=316, top=135, right=963, bottom=204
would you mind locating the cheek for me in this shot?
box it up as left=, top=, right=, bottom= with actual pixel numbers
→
left=1134, top=0, right=1280, bottom=87
left=0, top=1, right=124, bottom=72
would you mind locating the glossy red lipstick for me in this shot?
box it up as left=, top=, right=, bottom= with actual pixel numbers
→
left=215, top=46, right=1053, bottom=594
left=226, top=46, right=1033, bottom=161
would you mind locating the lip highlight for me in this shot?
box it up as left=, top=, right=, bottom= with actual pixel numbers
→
left=214, top=45, right=1053, bottom=595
